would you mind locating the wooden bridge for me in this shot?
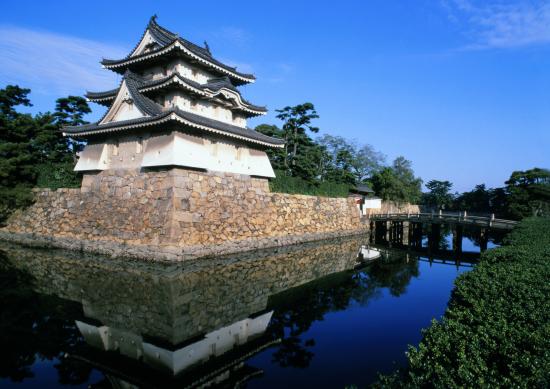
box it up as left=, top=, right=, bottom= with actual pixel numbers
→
left=367, top=211, right=518, bottom=253
left=369, top=211, right=518, bottom=230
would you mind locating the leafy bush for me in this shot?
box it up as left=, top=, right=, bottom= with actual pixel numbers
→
left=35, top=161, right=81, bottom=190
left=0, top=185, right=34, bottom=224
left=375, top=217, right=550, bottom=388
left=269, top=170, right=350, bottom=197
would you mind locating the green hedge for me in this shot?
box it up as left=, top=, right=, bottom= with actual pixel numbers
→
left=35, top=161, right=81, bottom=190
left=376, top=217, right=550, bottom=388
left=269, top=170, right=350, bottom=198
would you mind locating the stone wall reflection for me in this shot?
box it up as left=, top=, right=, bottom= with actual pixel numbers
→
left=3, top=236, right=363, bottom=346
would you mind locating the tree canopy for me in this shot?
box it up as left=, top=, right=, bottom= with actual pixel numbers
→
left=0, top=85, right=90, bottom=221
left=370, top=157, right=422, bottom=204
left=424, top=180, right=454, bottom=210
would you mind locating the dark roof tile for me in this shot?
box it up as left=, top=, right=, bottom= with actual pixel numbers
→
left=101, top=16, right=255, bottom=84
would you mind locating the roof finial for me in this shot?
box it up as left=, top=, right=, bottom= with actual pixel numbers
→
left=149, top=14, right=158, bottom=25
left=204, top=41, right=211, bottom=55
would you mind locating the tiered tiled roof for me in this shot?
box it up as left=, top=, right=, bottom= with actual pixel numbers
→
left=86, top=73, right=267, bottom=116
left=66, top=72, right=283, bottom=148
left=66, top=16, right=281, bottom=148
left=101, top=16, right=255, bottom=85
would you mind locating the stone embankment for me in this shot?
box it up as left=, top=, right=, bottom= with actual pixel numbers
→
left=1, top=168, right=368, bottom=261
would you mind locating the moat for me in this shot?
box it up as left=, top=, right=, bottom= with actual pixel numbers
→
left=0, top=229, right=499, bottom=388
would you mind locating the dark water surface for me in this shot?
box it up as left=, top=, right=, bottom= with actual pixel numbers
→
left=0, top=231, right=494, bottom=388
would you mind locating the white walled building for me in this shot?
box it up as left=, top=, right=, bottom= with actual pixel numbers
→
left=64, top=16, right=283, bottom=178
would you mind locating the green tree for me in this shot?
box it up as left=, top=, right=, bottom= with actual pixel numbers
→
left=505, top=168, right=550, bottom=218
left=317, top=135, right=356, bottom=185
left=424, top=180, right=454, bottom=210
left=275, top=103, right=319, bottom=174
left=371, top=157, right=422, bottom=204
left=0, top=85, right=91, bottom=221
left=54, top=96, right=91, bottom=157
left=353, top=143, right=386, bottom=182
left=0, top=86, right=37, bottom=219
left=317, top=135, right=385, bottom=186
left=255, top=124, right=286, bottom=171
left=371, top=167, right=400, bottom=201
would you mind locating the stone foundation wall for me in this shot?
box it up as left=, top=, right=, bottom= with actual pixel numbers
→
left=364, top=201, right=420, bottom=217
left=1, top=168, right=365, bottom=260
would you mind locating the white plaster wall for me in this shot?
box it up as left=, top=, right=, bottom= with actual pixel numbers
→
left=141, top=131, right=276, bottom=178
left=171, top=96, right=247, bottom=128
left=76, top=311, right=273, bottom=375
left=174, top=59, right=213, bottom=84
left=74, top=143, right=109, bottom=171
left=364, top=198, right=382, bottom=209
left=106, top=135, right=149, bottom=169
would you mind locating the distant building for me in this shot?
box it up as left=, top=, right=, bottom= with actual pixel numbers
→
left=64, top=16, right=283, bottom=178
left=350, top=185, right=381, bottom=215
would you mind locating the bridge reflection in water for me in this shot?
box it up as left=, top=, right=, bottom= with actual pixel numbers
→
left=369, top=213, right=509, bottom=264
left=0, top=235, right=479, bottom=388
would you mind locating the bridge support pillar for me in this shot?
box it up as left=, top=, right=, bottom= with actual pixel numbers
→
left=369, top=220, right=375, bottom=244
left=480, top=228, right=489, bottom=252
left=414, top=222, right=423, bottom=248
left=390, top=221, right=404, bottom=245
left=428, top=223, right=441, bottom=254
left=402, top=221, right=409, bottom=245
left=452, top=225, right=463, bottom=254
left=374, top=221, right=388, bottom=244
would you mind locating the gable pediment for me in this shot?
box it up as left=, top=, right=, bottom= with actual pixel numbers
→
left=130, top=30, right=162, bottom=57
left=99, top=81, right=148, bottom=125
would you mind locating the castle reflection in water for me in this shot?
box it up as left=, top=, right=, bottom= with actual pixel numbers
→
left=1, top=233, right=479, bottom=388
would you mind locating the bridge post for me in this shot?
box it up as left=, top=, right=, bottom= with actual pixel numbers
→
left=428, top=223, right=441, bottom=253
left=410, top=222, right=423, bottom=248
left=374, top=221, right=385, bottom=244
left=480, top=228, right=489, bottom=252
left=452, top=225, right=463, bottom=254
left=369, top=220, right=375, bottom=244
left=403, top=221, right=410, bottom=246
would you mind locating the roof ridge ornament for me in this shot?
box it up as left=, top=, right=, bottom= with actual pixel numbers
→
left=204, top=41, right=211, bottom=55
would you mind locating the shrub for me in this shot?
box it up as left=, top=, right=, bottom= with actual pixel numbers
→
left=269, top=170, right=350, bottom=198
left=375, top=217, right=550, bottom=388
left=0, top=185, right=34, bottom=224
left=35, top=161, right=81, bottom=190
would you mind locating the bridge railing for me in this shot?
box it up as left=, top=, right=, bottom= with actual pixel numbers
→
left=368, top=211, right=518, bottom=229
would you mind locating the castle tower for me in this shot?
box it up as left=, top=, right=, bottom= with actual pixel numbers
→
left=64, top=16, right=283, bottom=179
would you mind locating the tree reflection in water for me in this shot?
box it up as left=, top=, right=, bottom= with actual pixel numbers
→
left=266, top=253, right=420, bottom=369
left=0, top=250, right=94, bottom=385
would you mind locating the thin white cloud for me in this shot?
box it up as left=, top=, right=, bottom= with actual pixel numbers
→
left=263, top=62, right=294, bottom=84
left=214, top=26, right=250, bottom=47
left=443, top=0, right=550, bottom=49
left=217, top=57, right=255, bottom=74
left=0, top=25, right=127, bottom=96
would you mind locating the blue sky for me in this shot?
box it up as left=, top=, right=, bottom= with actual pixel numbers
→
left=1, top=0, right=549, bottom=192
